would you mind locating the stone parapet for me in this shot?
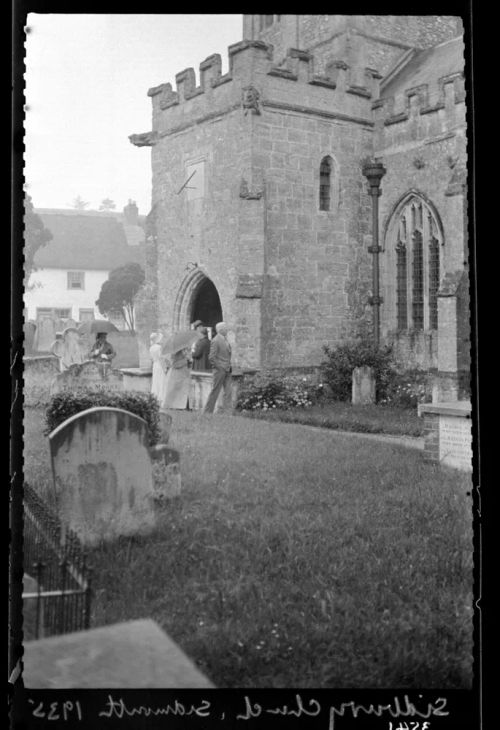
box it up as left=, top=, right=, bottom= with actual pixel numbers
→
left=131, top=42, right=374, bottom=143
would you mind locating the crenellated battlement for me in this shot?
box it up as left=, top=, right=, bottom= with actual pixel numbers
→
left=131, top=40, right=377, bottom=144
left=373, top=72, right=465, bottom=127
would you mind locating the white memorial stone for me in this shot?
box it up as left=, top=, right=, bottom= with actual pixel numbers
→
left=49, top=407, right=156, bottom=546
left=439, top=415, right=472, bottom=471
left=352, top=366, right=376, bottom=405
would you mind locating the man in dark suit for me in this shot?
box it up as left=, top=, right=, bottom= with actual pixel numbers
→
left=191, top=326, right=211, bottom=371
left=203, top=322, right=233, bottom=414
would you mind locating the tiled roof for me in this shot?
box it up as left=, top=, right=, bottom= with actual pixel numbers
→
left=381, top=36, right=464, bottom=99
left=33, top=209, right=146, bottom=271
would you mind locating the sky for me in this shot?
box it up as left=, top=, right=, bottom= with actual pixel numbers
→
left=24, top=14, right=243, bottom=215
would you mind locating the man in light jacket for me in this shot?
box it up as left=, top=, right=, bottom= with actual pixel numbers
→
left=203, top=322, right=233, bottom=414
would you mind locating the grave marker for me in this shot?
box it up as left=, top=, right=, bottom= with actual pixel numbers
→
left=352, top=366, right=376, bottom=405
left=49, top=407, right=157, bottom=546
left=51, top=360, right=124, bottom=395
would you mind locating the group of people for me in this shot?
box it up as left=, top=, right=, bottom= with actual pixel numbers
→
left=150, top=320, right=233, bottom=414
left=50, top=328, right=116, bottom=372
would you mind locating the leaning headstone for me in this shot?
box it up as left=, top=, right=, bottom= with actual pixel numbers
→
left=352, top=366, right=376, bottom=405
left=50, top=360, right=124, bottom=395
left=49, top=407, right=157, bottom=546
left=23, top=619, right=214, bottom=688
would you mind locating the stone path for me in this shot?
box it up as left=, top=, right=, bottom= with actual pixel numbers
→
left=271, top=421, right=424, bottom=450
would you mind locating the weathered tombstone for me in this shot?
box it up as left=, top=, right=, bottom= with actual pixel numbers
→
left=49, top=407, right=157, bottom=546
left=50, top=360, right=124, bottom=395
left=34, top=316, right=57, bottom=352
left=22, top=619, right=214, bottom=688
left=24, top=355, right=61, bottom=406
left=24, top=320, right=37, bottom=355
left=352, top=366, right=376, bottom=405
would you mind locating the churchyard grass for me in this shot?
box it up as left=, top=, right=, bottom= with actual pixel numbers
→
left=24, top=406, right=472, bottom=688
left=240, top=401, right=424, bottom=436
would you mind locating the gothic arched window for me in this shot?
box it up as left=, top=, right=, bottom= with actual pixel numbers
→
left=319, top=156, right=333, bottom=211
left=390, top=195, right=443, bottom=332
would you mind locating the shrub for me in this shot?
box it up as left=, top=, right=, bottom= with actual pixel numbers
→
left=236, top=371, right=325, bottom=411
left=45, top=389, right=161, bottom=444
left=380, top=368, right=433, bottom=409
left=320, top=340, right=396, bottom=402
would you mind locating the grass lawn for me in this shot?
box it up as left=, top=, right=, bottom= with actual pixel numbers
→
left=239, top=401, right=424, bottom=437
left=24, top=406, right=473, bottom=688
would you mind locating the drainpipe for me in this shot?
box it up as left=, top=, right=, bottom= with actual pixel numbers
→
left=362, top=160, right=386, bottom=347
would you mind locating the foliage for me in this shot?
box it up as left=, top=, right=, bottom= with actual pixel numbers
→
left=45, top=388, right=161, bottom=444
left=379, top=368, right=433, bottom=409
left=23, top=195, right=53, bottom=282
left=95, top=262, right=145, bottom=332
left=71, top=195, right=89, bottom=210
left=99, top=198, right=116, bottom=211
left=236, top=371, right=325, bottom=411
left=320, top=340, right=396, bottom=402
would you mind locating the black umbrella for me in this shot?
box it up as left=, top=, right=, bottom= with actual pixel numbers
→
left=77, top=320, right=120, bottom=335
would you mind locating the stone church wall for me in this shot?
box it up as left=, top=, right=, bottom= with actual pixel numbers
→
left=373, top=48, right=467, bottom=369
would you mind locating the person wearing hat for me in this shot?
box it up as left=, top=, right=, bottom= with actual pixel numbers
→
left=150, top=332, right=167, bottom=402
left=203, top=321, right=233, bottom=414
left=191, top=324, right=211, bottom=372
left=89, top=332, right=116, bottom=364
left=162, top=346, right=191, bottom=410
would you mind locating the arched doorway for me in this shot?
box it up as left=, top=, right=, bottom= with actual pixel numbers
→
left=190, top=277, right=223, bottom=333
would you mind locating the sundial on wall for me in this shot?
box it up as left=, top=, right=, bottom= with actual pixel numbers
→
left=177, top=161, right=205, bottom=201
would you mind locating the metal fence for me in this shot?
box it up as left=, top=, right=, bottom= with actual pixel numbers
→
left=23, top=483, right=92, bottom=640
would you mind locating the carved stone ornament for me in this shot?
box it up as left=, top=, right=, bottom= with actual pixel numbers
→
left=242, top=85, right=261, bottom=115
left=239, top=178, right=263, bottom=200
left=129, top=131, right=158, bottom=147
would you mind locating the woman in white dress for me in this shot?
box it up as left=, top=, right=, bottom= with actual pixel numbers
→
left=162, top=348, right=191, bottom=410
left=150, top=332, right=166, bottom=403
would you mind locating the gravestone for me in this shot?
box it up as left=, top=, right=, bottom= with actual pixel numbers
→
left=24, top=321, right=37, bottom=355
left=439, top=414, right=472, bottom=470
left=22, top=619, right=214, bottom=688
left=352, top=366, right=376, bottom=405
left=51, top=360, right=124, bottom=395
left=418, top=401, right=472, bottom=472
left=34, top=316, right=57, bottom=352
left=49, top=407, right=157, bottom=546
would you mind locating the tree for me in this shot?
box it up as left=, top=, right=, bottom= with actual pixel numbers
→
left=99, top=198, right=116, bottom=211
left=24, top=195, right=52, bottom=284
left=71, top=195, right=89, bottom=210
left=95, top=262, right=145, bottom=332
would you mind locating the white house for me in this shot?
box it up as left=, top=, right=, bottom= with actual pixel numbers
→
left=24, top=202, right=146, bottom=347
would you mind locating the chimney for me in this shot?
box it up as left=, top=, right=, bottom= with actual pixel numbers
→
left=123, top=199, right=139, bottom=225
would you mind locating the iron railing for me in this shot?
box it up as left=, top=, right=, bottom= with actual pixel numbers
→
left=23, top=483, right=92, bottom=640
